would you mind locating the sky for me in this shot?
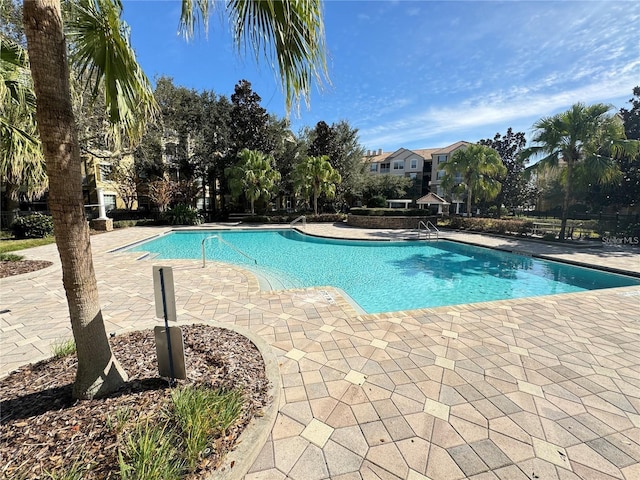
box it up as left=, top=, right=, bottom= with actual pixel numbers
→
left=121, top=0, right=640, bottom=153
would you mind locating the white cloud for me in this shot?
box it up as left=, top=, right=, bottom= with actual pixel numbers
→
left=359, top=65, right=639, bottom=149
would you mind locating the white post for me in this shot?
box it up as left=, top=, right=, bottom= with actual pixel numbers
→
left=97, top=188, right=108, bottom=219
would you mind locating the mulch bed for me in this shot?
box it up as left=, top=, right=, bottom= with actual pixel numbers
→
left=0, top=325, right=270, bottom=479
left=0, top=260, right=53, bottom=278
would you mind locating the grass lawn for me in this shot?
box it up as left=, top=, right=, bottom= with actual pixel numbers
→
left=0, top=235, right=56, bottom=254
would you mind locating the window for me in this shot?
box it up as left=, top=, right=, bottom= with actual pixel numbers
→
left=437, top=155, right=447, bottom=164
left=437, top=170, right=445, bottom=180
left=454, top=174, right=463, bottom=184
left=103, top=194, right=116, bottom=212
left=393, top=161, right=404, bottom=170
left=380, top=163, right=390, bottom=173
left=370, top=163, right=378, bottom=172
left=410, top=159, right=418, bottom=169
left=409, top=172, right=417, bottom=179
left=99, top=163, right=113, bottom=181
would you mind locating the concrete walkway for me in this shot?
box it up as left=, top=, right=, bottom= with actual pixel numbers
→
left=1, top=224, right=640, bottom=479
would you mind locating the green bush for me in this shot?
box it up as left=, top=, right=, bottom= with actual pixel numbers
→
left=0, top=253, right=23, bottom=261
left=113, top=219, right=159, bottom=229
left=163, top=204, right=203, bottom=226
left=11, top=213, right=54, bottom=239
left=241, top=213, right=346, bottom=224
left=349, top=208, right=428, bottom=217
left=446, top=217, right=533, bottom=236
left=366, top=195, right=387, bottom=208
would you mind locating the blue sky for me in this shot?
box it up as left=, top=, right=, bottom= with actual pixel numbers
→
left=122, top=0, right=640, bottom=152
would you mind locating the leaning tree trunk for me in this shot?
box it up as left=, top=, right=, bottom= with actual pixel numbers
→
left=23, top=0, right=127, bottom=399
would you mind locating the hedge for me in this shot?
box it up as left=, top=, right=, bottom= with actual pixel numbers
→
left=349, top=208, right=428, bottom=217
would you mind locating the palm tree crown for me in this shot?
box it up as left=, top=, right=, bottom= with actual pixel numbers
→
left=440, top=144, right=506, bottom=217
left=226, top=148, right=280, bottom=214
left=522, top=103, right=639, bottom=239
left=294, top=155, right=341, bottom=215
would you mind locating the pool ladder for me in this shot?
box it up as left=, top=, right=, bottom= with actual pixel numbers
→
left=202, top=235, right=257, bottom=268
left=290, top=215, right=306, bottom=230
left=417, top=220, right=439, bottom=240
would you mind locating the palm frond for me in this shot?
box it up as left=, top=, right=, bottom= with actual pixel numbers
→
left=67, top=0, right=158, bottom=144
left=179, top=0, right=329, bottom=115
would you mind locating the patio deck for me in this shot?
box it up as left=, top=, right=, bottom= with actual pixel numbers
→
left=1, top=224, right=639, bottom=479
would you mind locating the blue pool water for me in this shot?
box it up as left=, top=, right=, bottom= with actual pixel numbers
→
left=128, top=229, right=640, bottom=314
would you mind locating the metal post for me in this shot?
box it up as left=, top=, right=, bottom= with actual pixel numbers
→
left=158, top=268, right=176, bottom=386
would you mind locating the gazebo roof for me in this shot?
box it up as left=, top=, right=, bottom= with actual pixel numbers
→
left=416, top=192, right=450, bottom=205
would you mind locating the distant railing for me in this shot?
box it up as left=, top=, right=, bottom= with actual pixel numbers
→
left=417, top=220, right=440, bottom=240
left=201, top=235, right=257, bottom=268
left=290, top=215, right=306, bottom=230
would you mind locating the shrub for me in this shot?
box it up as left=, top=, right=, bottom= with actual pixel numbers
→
left=0, top=253, right=23, bottom=261
left=113, top=219, right=159, bottom=229
left=51, top=338, right=76, bottom=359
left=366, top=195, right=387, bottom=208
left=11, top=213, right=54, bottom=239
left=349, top=208, right=429, bottom=217
left=241, top=213, right=346, bottom=224
left=446, top=217, right=533, bottom=236
left=163, top=204, right=203, bottom=226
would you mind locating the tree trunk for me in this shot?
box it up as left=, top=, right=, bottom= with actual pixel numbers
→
left=559, top=161, right=573, bottom=241
left=3, top=183, right=21, bottom=228
left=23, top=0, right=127, bottom=399
left=466, top=187, right=472, bottom=218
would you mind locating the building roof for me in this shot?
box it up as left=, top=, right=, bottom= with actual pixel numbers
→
left=363, top=141, right=470, bottom=163
left=416, top=192, right=450, bottom=205
left=432, top=140, right=472, bottom=154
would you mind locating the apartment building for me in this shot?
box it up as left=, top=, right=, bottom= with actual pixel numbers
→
left=364, top=141, right=470, bottom=213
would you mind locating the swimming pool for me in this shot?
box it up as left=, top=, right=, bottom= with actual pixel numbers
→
left=128, top=229, right=640, bottom=314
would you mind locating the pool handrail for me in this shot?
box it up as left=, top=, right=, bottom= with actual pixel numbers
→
left=290, top=215, right=306, bottom=230
left=202, top=235, right=257, bottom=268
left=417, top=220, right=439, bottom=240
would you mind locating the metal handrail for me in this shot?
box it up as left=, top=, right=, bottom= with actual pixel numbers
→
left=202, top=235, right=257, bottom=268
left=290, top=215, right=306, bottom=229
left=427, top=220, right=440, bottom=237
left=417, top=220, right=440, bottom=240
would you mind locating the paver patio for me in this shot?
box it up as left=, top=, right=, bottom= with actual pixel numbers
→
left=1, top=224, right=639, bottom=479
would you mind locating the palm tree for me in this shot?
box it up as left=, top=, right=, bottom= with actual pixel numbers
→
left=226, top=149, right=280, bottom=214
left=0, top=36, right=46, bottom=227
left=522, top=103, right=639, bottom=240
left=22, top=0, right=328, bottom=399
left=295, top=155, right=341, bottom=214
left=440, top=144, right=506, bottom=217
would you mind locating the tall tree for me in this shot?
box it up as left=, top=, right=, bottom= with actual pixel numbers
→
left=229, top=79, right=270, bottom=153
left=226, top=149, right=280, bottom=214
left=479, top=128, right=527, bottom=216
left=197, top=91, right=232, bottom=217
left=23, top=0, right=328, bottom=399
left=521, top=103, right=639, bottom=239
left=440, top=144, right=506, bottom=217
left=306, top=120, right=365, bottom=207
left=294, top=155, right=341, bottom=214
left=620, top=86, right=640, bottom=141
